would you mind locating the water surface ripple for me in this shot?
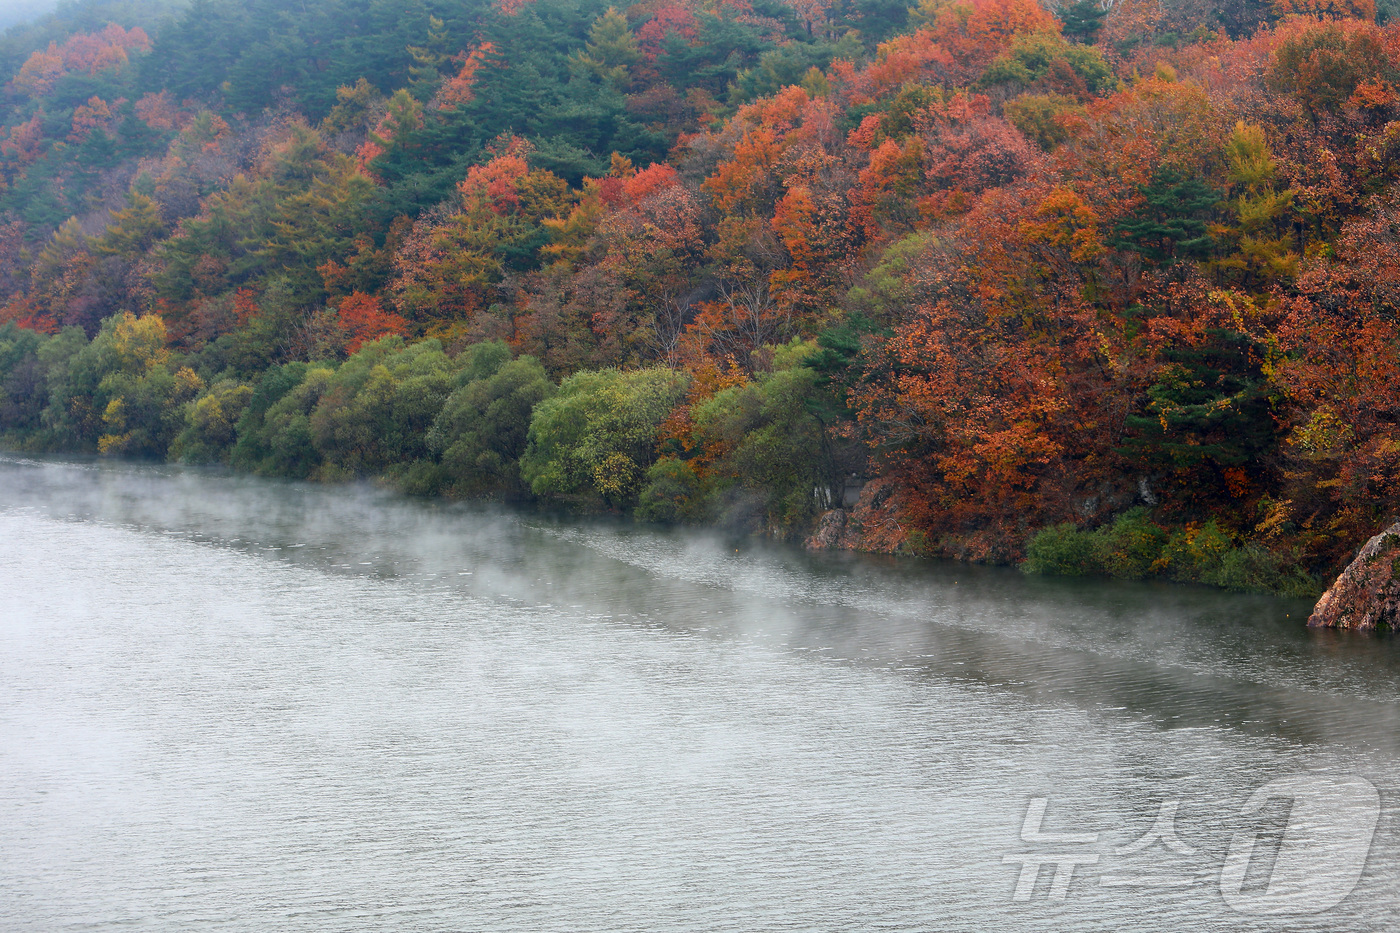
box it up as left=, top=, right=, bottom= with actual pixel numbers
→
left=2, top=456, right=1398, bottom=931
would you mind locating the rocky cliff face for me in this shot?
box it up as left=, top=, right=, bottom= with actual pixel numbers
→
left=1308, top=522, right=1400, bottom=630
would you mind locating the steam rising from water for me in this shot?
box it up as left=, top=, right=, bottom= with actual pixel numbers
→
left=2, top=455, right=1398, bottom=930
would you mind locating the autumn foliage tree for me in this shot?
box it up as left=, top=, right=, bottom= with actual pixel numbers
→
left=3, top=0, right=1400, bottom=592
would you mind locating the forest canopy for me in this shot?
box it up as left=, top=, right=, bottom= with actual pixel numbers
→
left=4, top=0, right=1400, bottom=596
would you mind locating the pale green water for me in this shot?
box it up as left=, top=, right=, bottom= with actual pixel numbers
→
left=2, top=455, right=1398, bottom=930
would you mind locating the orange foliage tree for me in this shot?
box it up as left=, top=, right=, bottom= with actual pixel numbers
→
left=336, top=292, right=410, bottom=353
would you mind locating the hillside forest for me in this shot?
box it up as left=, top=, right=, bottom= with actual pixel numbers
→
left=4, top=0, right=1400, bottom=595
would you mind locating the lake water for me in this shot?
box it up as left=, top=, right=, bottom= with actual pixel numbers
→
left=2, top=454, right=1399, bottom=931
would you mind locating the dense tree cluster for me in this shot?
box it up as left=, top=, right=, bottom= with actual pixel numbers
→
left=4, top=0, right=1400, bottom=593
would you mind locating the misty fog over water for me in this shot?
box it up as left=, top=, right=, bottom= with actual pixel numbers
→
left=2, top=454, right=1399, bottom=930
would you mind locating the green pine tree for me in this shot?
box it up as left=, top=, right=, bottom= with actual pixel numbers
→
left=1058, top=0, right=1107, bottom=43
left=570, top=8, right=641, bottom=91
left=1110, top=166, right=1219, bottom=265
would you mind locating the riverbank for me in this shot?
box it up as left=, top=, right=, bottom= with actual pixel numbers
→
left=1018, top=509, right=1322, bottom=599
left=0, top=316, right=1334, bottom=602
left=0, top=439, right=1325, bottom=608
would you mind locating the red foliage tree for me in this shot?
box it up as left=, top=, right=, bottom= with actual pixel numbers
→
left=1275, top=193, right=1400, bottom=561
left=336, top=292, right=410, bottom=353
left=637, top=5, right=700, bottom=62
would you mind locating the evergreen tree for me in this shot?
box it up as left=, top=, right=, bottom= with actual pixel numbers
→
left=1110, top=166, right=1219, bottom=265
left=570, top=7, right=640, bottom=91
left=1058, top=0, right=1107, bottom=43
left=406, top=15, right=450, bottom=100
left=1119, top=328, right=1279, bottom=485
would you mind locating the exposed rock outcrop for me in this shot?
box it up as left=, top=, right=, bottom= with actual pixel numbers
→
left=806, top=508, right=853, bottom=551
left=1308, top=522, right=1400, bottom=630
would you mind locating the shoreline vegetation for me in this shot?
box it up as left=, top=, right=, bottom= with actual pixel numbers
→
left=4, top=1, right=1400, bottom=599
left=0, top=316, right=1323, bottom=598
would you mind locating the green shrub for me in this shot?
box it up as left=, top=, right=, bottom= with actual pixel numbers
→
left=170, top=379, right=253, bottom=464
left=1212, top=542, right=1281, bottom=593
left=243, top=366, right=334, bottom=479
left=1024, top=511, right=1320, bottom=597
left=1210, top=542, right=1321, bottom=597
left=427, top=348, right=554, bottom=497
left=0, top=323, right=48, bottom=434
left=1159, top=520, right=1233, bottom=583
left=635, top=458, right=702, bottom=523
left=690, top=349, right=836, bottom=533
left=308, top=337, right=457, bottom=475
left=1023, top=523, right=1101, bottom=576
left=385, top=459, right=448, bottom=497
left=1094, top=507, right=1168, bottom=579
left=521, top=367, right=688, bottom=505
left=230, top=362, right=311, bottom=471
left=42, top=313, right=193, bottom=456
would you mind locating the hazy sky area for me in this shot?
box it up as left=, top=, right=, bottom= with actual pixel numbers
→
left=0, top=0, right=60, bottom=32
